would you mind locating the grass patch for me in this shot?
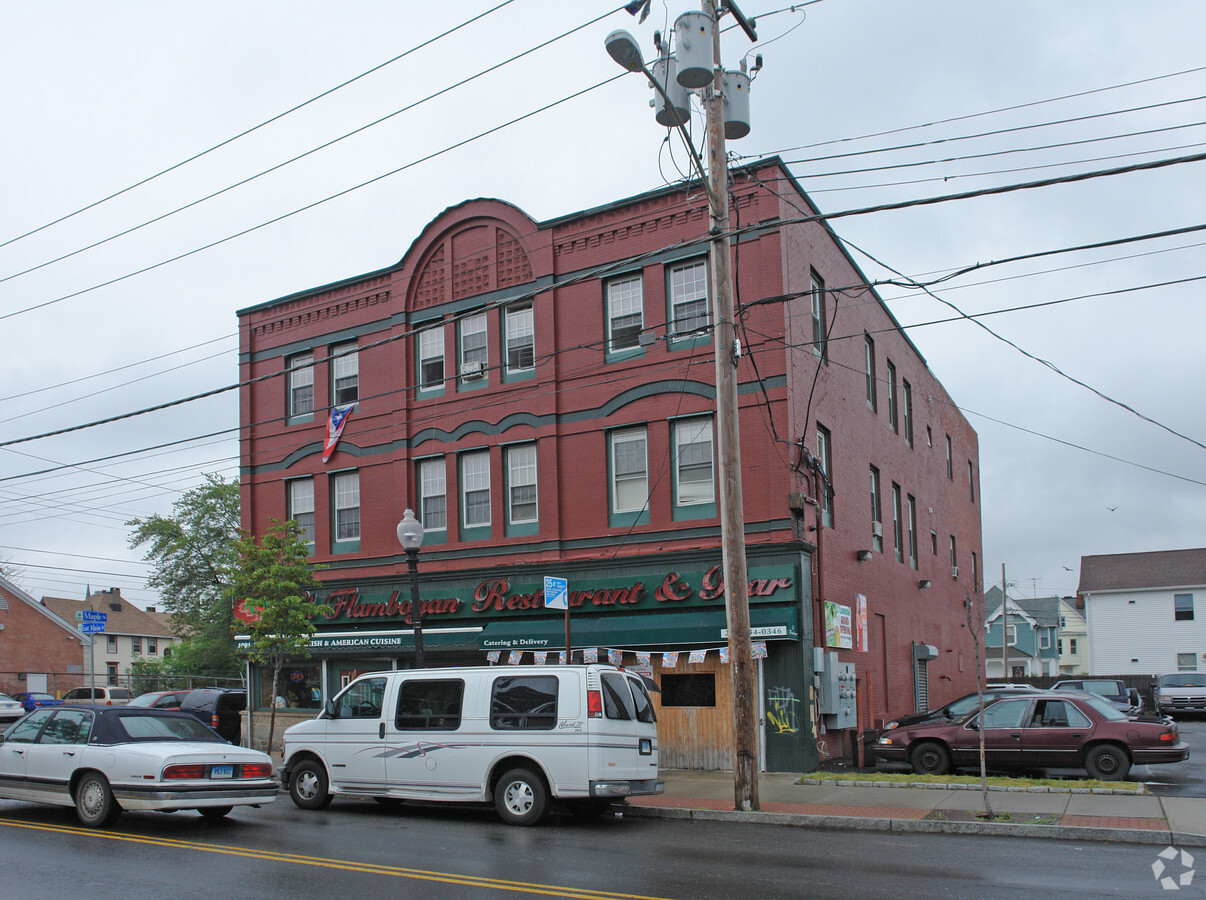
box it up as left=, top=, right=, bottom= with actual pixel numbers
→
left=799, top=770, right=1143, bottom=793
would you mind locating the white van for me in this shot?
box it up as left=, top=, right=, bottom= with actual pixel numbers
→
left=280, top=664, right=663, bottom=825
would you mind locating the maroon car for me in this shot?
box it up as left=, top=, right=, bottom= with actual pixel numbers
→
left=875, top=690, right=1188, bottom=781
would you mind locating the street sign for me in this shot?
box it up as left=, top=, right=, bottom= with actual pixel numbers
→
left=80, top=610, right=107, bottom=623
left=80, top=622, right=106, bottom=634
left=543, top=576, right=568, bottom=610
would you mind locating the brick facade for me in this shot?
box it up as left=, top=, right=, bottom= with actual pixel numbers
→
left=237, top=158, right=982, bottom=766
left=0, top=575, right=89, bottom=697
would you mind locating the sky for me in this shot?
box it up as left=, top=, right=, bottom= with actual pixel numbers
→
left=1, top=0, right=1203, bottom=609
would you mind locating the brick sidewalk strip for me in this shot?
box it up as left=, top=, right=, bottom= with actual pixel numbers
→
left=1060, top=815, right=1170, bottom=830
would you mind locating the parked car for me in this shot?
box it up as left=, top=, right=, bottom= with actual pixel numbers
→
left=875, top=690, right=1187, bottom=780
left=281, top=664, right=663, bottom=825
left=985, top=683, right=1040, bottom=691
left=179, top=689, right=246, bottom=744
left=0, top=705, right=276, bottom=827
left=11, top=692, right=62, bottom=712
left=881, top=686, right=1041, bottom=731
left=128, top=689, right=192, bottom=710
left=61, top=686, right=133, bottom=706
left=1153, top=674, right=1206, bottom=717
left=0, top=693, right=26, bottom=723
left=1050, top=678, right=1141, bottom=715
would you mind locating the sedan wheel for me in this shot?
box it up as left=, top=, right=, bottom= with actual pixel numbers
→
left=75, top=772, right=122, bottom=828
left=1085, top=743, right=1131, bottom=781
left=910, top=741, right=951, bottom=776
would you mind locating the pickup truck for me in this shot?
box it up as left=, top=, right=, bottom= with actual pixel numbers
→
left=1153, top=673, right=1206, bottom=717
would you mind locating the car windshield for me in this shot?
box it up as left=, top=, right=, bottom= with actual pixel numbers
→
left=1078, top=680, right=1123, bottom=698
left=0, top=693, right=15, bottom=702
left=1077, top=693, right=1128, bottom=721
left=1161, top=675, right=1206, bottom=688
left=127, top=694, right=156, bottom=707
left=28, top=694, right=54, bottom=702
left=117, top=714, right=223, bottom=742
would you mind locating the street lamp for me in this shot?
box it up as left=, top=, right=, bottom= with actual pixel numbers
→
left=396, top=508, right=425, bottom=668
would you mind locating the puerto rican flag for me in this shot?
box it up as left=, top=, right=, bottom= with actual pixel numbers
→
left=322, top=404, right=355, bottom=462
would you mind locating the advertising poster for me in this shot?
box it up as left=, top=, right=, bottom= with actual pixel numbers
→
left=824, top=600, right=853, bottom=649
left=856, top=593, right=868, bottom=652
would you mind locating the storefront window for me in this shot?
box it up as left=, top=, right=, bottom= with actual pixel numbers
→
left=258, top=664, right=323, bottom=711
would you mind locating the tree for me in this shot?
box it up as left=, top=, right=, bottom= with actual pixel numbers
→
left=963, top=584, right=995, bottom=820
left=127, top=474, right=241, bottom=677
left=225, top=519, right=328, bottom=753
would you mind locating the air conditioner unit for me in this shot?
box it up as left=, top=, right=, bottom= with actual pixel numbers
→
left=951, top=566, right=960, bottom=579
left=459, top=361, right=485, bottom=379
left=871, top=521, right=883, bottom=538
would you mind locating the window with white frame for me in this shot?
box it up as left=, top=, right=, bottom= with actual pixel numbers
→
left=1175, top=593, right=1195, bottom=621
left=950, top=534, right=958, bottom=571
left=891, top=483, right=903, bottom=563
left=864, top=334, right=877, bottom=410
left=459, top=312, right=488, bottom=378
left=132, top=636, right=142, bottom=655
left=1069, top=638, right=1078, bottom=655
left=907, top=494, right=918, bottom=569
left=418, top=325, right=444, bottom=390
left=333, top=471, right=360, bottom=542
left=504, top=303, right=534, bottom=373
left=611, top=427, right=648, bottom=514
left=1039, top=629, right=1051, bottom=649
left=816, top=425, right=833, bottom=527
left=810, top=271, right=826, bottom=359
left=902, top=379, right=913, bottom=447
left=148, top=638, right=158, bottom=655
left=669, top=259, right=709, bottom=334
left=462, top=450, right=491, bottom=528
left=869, top=465, right=882, bottom=552
left=506, top=444, right=538, bottom=524
left=1178, top=652, right=1197, bottom=671
left=107, top=635, right=117, bottom=654
left=418, top=458, right=447, bottom=532
left=1005, top=624, right=1018, bottom=646
left=945, top=434, right=953, bottom=479
left=887, top=360, right=898, bottom=432
left=287, top=352, right=314, bottom=418
left=332, top=343, right=359, bottom=406
left=607, top=275, right=643, bottom=352
left=288, top=478, right=315, bottom=547
left=675, top=418, right=714, bottom=506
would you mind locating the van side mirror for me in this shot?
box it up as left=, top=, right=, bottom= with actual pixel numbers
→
left=325, top=699, right=337, bottom=718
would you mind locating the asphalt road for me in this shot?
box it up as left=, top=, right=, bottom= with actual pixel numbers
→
left=0, top=793, right=1185, bottom=899
left=1137, top=717, right=1206, bottom=796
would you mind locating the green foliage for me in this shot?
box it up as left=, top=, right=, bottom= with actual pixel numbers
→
left=128, top=474, right=241, bottom=677
left=225, top=518, right=328, bottom=751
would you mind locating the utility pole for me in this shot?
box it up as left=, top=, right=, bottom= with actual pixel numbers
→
left=1001, top=564, right=1008, bottom=680
left=702, top=0, right=758, bottom=812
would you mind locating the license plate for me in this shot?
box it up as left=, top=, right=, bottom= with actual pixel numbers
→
left=211, top=765, right=234, bottom=779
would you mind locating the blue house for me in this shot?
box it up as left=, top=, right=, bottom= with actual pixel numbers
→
left=984, top=587, right=1062, bottom=679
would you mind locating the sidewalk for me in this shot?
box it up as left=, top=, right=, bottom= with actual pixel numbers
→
left=626, top=770, right=1206, bottom=847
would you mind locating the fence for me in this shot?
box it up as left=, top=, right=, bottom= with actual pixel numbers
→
left=1004, top=673, right=1158, bottom=710
left=0, top=670, right=244, bottom=699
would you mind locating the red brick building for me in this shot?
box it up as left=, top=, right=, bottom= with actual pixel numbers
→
left=237, top=157, right=982, bottom=768
left=0, top=574, right=89, bottom=697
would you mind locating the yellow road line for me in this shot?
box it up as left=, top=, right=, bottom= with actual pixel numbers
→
left=0, top=816, right=677, bottom=900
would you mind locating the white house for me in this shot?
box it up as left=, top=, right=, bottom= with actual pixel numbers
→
left=1057, top=597, right=1088, bottom=675
left=1078, top=547, right=1206, bottom=675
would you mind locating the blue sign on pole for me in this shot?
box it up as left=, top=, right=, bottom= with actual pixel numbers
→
left=80, top=622, right=106, bottom=634
left=544, top=576, right=568, bottom=611
left=80, top=610, right=107, bottom=623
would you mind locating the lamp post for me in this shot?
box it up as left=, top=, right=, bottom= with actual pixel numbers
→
left=396, top=508, right=425, bottom=668
left=605, top=2, right=760, bottom=812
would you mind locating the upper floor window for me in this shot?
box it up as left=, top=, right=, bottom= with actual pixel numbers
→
left=907, top=494, right=918, bottom=569
left=674, top=418, right=714, bottom=507
left=810, top=271, right=826, bottom=359
left=902, top=379, right=914, bottom=447
left=669, top=259, right=709, bottom=335
left=607, top=275, right=643, bottom=352
left=148, top=638, right=158, bottom=655
left=506, top=444, right=538, bottom=525
left=968, top=460, right=976, bottom=501
left=462, top=450, right=491, bottom=530
left=1178, top=652, right=1197, bottom=671
left=887, top=360, right=898, bottom=432
left=418, top=458, right=447, bottom=533
left=459, top=312, right=488, bottom=381
left=132, top=636, right=142, bottom=655
left=418, top=325, right=444, bottom=391
left=610, top=427, right=649, bottom=515
left=504, top=303, right=534, bottom=373
left=864, top=334, right=877, bottom=411
left=869, top=465, right=882, bottom=552
left=950, top=534, right=958, bottom=572
left=287, top=352, right=314, bottom=418
left=891, top=483, right=903, bottom=563
left=331, top=343, right=359, bottom=406
left=1175, top=593, right=1195, bottom=621
left=333, top=471, right=361, bottom=543
left=288, top=478, right=316, bottom=548
left=107, top=635, right=117, bottom=654
left=945, top=434, right=954, bottom=479
left=816, top=425, right=833, bottom=527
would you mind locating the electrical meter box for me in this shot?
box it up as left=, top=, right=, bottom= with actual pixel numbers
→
left=817, top=653, right=857, bottom=730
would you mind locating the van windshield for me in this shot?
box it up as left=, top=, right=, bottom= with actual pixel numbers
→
left=1161, top=675, right=1206, bottom=688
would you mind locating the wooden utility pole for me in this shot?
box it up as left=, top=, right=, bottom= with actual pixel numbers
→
left=703, top=0, right=758, bottom=812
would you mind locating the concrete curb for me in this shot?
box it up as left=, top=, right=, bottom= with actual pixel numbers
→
left=625, top=803, right=1206, bottom=847
left=800, top=777, right=1147, bottom=795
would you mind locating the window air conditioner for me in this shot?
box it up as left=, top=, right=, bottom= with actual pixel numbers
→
left=951, top=566, right=959, bottom=579
left=459, top=361, right=486, bottom=379
left=871, top=521, right=883, bottom=538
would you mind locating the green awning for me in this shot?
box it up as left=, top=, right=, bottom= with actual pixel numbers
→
left=478, top=607, right=798, bottom=650
left=236, top=627, right=483, bottom=656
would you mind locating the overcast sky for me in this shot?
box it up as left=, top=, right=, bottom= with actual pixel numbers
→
left=1, top=0, right=1202, bottom=608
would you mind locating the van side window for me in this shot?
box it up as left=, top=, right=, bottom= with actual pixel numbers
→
left=337, top=677, right=386, bottom=718
left=627, top=676, right=657, bottom=723
left=395, top=679, right=464, bottom=731
left=490, top=676, right=558, bottom=730
left=601, top=673, right=636, bottom=720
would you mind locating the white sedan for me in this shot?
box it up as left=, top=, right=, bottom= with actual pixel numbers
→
left=0, top=705, right=277, bottom=827
left=0, top=693, right=24, bottom=724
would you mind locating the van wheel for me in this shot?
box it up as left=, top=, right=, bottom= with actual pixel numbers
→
left=75, top=772, right=122, bottom=828
left=1085, top=744, right=1130, bottom=781
left=494, top=768, right=548, bottom=826
left=290, top=760, right=333, bottom=810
